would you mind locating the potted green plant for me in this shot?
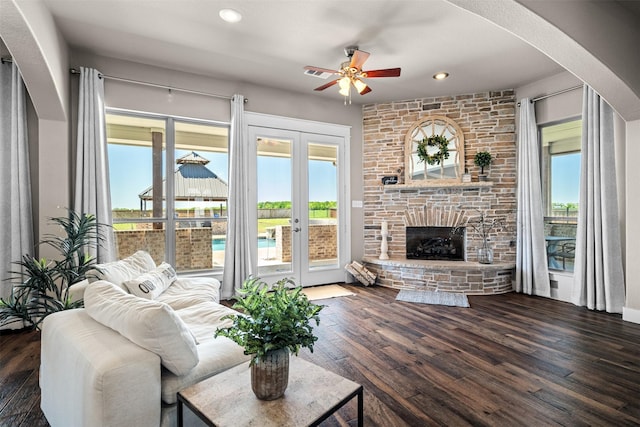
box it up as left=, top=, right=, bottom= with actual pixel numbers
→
left=215, top=276, right=324, bottom=400
left=0, top=211, right=104, bottom=330
left=474, top=151, right=493, bottom=181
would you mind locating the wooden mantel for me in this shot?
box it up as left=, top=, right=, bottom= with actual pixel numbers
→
left=382, top=181, right=494, bottom=191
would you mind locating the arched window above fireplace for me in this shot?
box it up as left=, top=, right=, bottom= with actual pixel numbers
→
left=404, top=115, right=465, bottom=185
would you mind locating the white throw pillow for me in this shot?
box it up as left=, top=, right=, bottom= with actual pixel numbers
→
left=124, top=262, right=177, bottom=299
left=88, top=250, right=157, bottom=290
left=84, top=280, right=199, bottom=376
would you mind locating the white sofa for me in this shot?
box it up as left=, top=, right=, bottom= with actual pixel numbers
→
left=40, top=251, right=249, bottom=427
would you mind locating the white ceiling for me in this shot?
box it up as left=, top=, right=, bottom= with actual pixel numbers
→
left=41, top=0, right=565, bottom=104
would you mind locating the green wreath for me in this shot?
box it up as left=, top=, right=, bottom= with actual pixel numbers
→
left=416, top=135, right=450, bottom=165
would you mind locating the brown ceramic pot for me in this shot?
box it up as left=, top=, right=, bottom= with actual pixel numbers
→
left=251, top=348, right=290, bottom=400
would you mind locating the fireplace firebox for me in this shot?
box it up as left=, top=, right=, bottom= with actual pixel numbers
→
left=406, top=226, right=466, bottom=261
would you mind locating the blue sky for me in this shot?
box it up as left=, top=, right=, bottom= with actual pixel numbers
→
left=551, top=152, right=580, bottom=204
left=108, top=146, right=337, bottom=209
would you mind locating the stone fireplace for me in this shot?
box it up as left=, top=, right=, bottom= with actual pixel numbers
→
left=360, top=90, right=517, bottom=295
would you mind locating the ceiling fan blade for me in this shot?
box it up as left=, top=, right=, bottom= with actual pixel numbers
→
left=304, top=65, right=340, bottom=75
left=314, top=79, right=339, bottom=91
left=349, top=50, right=370, bottom=70
left=359, top=85, right=372, bottom=95
left=364, top=68, right=401, bottom=78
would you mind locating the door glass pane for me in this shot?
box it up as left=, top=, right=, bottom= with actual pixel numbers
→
left=257, top=137, right=293, bottom=275
left=308, top=142, right=338, bottom=270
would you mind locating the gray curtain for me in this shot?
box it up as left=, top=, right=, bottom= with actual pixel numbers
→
left=222, top=94, right=254, bottom=298
left=571, top=86, right=625, bottom=313
left=515, top=98, right=550, bottom=296
left=0, top=61, right=33, bottom=330
left=73, top=67, right=115, bottom=263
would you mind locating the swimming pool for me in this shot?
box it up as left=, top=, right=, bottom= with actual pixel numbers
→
left=212, top=238, right=276, bottom=251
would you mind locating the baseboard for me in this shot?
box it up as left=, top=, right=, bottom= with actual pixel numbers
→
left=623, top=306, right=640, bottom=324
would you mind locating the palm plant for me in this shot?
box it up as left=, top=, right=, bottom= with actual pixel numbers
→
left=0, top=211, right=105, bottom=329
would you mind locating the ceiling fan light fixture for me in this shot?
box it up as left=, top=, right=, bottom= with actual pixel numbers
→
left=433, top=72, right=449, bottom=80
left=219, top=8, right=242, bottom=23
left=353, top=78, right=368, bottom=94
left=338, top=76, right=351, bottom=96
left=305, top=47, right=400, bottom=102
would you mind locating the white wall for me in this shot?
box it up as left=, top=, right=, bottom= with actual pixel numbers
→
left=0, top=0, right=70, bottom=260
left=518, top=0, right=640, bottom=120
left=515, top=72, right=582, bottom=125
left=624, top=120, right=640, bottom=321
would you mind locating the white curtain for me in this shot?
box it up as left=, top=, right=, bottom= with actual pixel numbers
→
left=0, top=61, right=33, bottom=330
left=222, top=94, right=254, bottom=298
left=515, top=98, right=550, bottom=296
left=571, top=86, right=625, bottom=313
left=73, top=67, right=115, bottom=263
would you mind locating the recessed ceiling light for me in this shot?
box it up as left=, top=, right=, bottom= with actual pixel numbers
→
left=433, top=72, right=449, bottom=80
left=219, top=8, right=242, bottom=23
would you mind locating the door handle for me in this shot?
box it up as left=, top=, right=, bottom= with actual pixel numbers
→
left=293, top=227, right=301, bottom=232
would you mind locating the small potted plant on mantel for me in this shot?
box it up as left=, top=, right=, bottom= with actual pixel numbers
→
left=474, top=151, right=493, bottom=181
left=215, top=276, right=324, bottom=400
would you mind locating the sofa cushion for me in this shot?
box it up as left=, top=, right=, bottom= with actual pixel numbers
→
left=161, top=337, right=249, bottom=404
left=156, top=277, right=221, bottom=310
left=84, top=280, right=199, bottom=376
left=88, top=250, right=157, bottom=291
left=124, top=262, right=177, bottom=299
left=160, top=300, right=250, bottom=404
left=174, top=300, right=236, bottom=344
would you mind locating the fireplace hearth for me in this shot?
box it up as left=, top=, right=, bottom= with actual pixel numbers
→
left=406, top=226, right=465, bottom=261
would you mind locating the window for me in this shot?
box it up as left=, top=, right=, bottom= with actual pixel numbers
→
left=540, top=119, right=581, bottom=272
left=106, top=111, right=229, bottom=273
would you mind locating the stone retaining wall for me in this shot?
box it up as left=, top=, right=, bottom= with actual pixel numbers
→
left=115, top=223, right=337, bottom=270
left=276, top=224, right=337, bottom=262
left=115, top=228, right=212, bottom=270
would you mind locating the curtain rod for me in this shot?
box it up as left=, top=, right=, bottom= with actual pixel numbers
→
left=518, top=84, right=582, bottom=106
left=69, top=68, right=247, bottom=103
left=1, top=57, right=13, bottom=64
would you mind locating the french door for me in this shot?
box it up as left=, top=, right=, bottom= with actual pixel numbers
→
left=247, top=114, right=350, bottom=286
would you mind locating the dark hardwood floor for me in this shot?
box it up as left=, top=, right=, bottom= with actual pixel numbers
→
left=2, top=285, right=640, bottom=426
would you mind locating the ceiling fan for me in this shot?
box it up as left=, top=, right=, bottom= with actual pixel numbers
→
left=304, top=46, right=401, bottom=103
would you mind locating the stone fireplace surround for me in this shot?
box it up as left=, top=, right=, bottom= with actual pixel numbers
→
left=361, top=90, right=517, bottom=295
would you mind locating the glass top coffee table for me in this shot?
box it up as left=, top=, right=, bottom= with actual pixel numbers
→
left=177, top=357, right=363, bottom=427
